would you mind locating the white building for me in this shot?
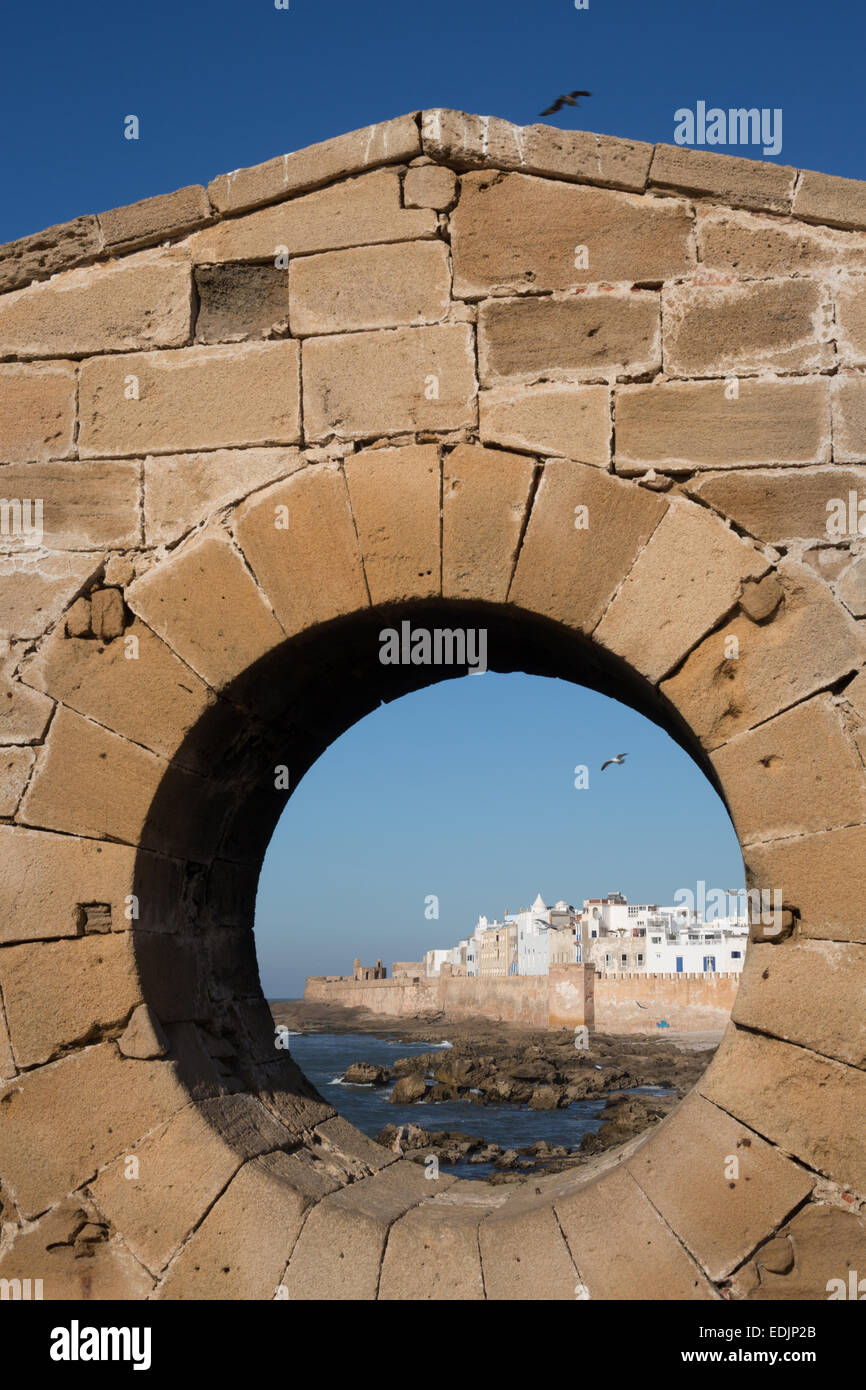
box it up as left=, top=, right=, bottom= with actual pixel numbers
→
left=423, top=948, right=451, bottom=977
left=581, top=894, right=748, bottom=973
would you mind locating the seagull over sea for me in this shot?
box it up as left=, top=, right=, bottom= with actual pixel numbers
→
left=600, top=753, right=628, bottom=771
left=539, top=89, right=591, bottom=117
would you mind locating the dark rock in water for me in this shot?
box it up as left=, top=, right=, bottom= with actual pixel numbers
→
left=343, top=1062, right=391, bottom=1086
left=389, top=1074, right=428, bottom=1104
left=428, top=1082, right=460, bottom=1102
left=528, top=1084, right=563, bottom=1110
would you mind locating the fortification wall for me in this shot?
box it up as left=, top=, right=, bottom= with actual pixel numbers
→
left=593, top=970, right=740, bottom=1033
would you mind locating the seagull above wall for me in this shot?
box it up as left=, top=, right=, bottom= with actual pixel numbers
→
left=600, top=753, right=628, bottom=771
left=539, top=90, right=592, bottom=117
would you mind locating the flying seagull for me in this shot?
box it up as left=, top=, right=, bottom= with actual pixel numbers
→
left=539, top=90, right=591, bottom=117
left=600, top=753, right=628, bottom=771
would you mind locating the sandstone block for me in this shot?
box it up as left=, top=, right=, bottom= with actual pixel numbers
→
left=509, top=460, right=668, bottom=632
left=65, top=597, right=91, bottom=636
left=0, top=216, right=104, bottom=295
left=837, top=556, right=866, bottom=616
left=0, top=460, right=140, bottom=551
left=832, top=373, right=866, bottom=461
left=0, top=1197, right=153, bottom=1300
left=208, top=114, right=422, bottom=214
left=99, top=184, right=212, bottom=251
left=615, top=378, right=831, bottom=472
left=233, top=464, right=369, bottom=637
left=145, top=446, right=303, bottom=546
left=478, top=290, right=660, bottom=383
left=595, top=502, right=768, bottom=682
left=0, top=998, right=15, bottom=1079
left=126, top=529, right=286, bottom=693
left=710, top=694, right=866, bottom=844
left=685, top=467, right=866, bottom=546
left=479, top=383, right=610, bottom=465
left=0, top=824, right=137, bottom=944
left=650, top=144, right=796, bottom=213
left=663, top=277, right=830, bottom=376
left=90, top=586, right=126, bottom=639
left=344, top=444, right=440, bottom=603
left=0, top=746, right=34, bottom=815
left=744, top=826, right=866, bottom=944
left=833, top=279, right=866, bottom=366
left=421, top=110, right=653, bottom=192
left=379, top=1195, right=486, bottom=1300
left=79, top=341, right=300, bottom=457
left=696, top=206, right=866, bottom=278
left=452, top=171, right=693, bottom=297
left=302, top=324, right=476, bottom=441
left=190, top=169, right=436, bottom=263
left=194, top=263, right=289, bottom=343
left=0, top=552, right=98, bottom=640
left=479, top=1199, right=579, bottom=1301
left=442, top=443, right=535, bottom=603
left=740, top=1205, right=866, bottom=1300
left=0, top=674, right=53, bottom=745
left=0, top=1042, right=193, bottom=1218
left=89, top=1095, right=291, bottom=1274
left=739, top=573, right=783, bottom=621
left=661, top=562, right=866, bottom=749
left=732, top=940, right=866, bottom=1067
left=0, top=933, right=143, bottom=1068
left=403, top=164, right=457, bottom=210
left=0, top=253, right=192, bottom=358
left=289, top=241, right=451, bottom=335
left=0, top=361, right=76, bottom=463
left=793, top=168, right=866, bottom=230
left=625, top=1093, right=813, bottom=1281
left=119, top=1004, right=169, bottom=1059
left=554, top=1166, right=716, bottom=1299
left=699, top=1027, right=866, bottom=1192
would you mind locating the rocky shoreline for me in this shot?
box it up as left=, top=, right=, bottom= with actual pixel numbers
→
left=272, top=999, right=720, bottom=1180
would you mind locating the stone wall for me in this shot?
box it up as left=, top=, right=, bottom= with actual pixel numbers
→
left=1, top=110, right=865, bottom=1301
left=593, top=971, right=740, bottom=1033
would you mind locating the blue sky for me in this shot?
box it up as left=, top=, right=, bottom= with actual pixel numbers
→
left=2, top=0, right=864, bottom=243
left=4, top=0, right=856, bottom=995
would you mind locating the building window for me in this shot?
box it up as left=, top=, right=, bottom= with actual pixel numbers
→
left=731, top=951, right=741, bottom=959
left=637, top=953, right=644, bottom=964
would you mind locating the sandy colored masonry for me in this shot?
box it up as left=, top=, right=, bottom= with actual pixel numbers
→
left=1, top=110, right=865, bottom=1301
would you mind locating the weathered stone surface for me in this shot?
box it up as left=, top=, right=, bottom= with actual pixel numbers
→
left=663, top=277, right=830, bottom=376
left=379, top=1193, right=486, bottom=1299
left=479, top=383, right=610, bottom=465
left=793, top=168, right=866, bottom=230
left=0, top=552, right=98, bottom=640
left=0, top=824, right=139, bottom=944
left=283, top=1161, right=453, bottom=1299
left=595, top=502, right=768, bottom=683
left=615, top=378, right=831, bottom=472
left=696, top=206, right=866, bottom=278
left=685, top=467, right=866, bottom=546
left=733, top=940, right=866, bottom=1067
left=290, top=241, right=451, bottom=335
left=422, top=110, right=654, bottom=192
left=403, top=164, right=457, bottom=210
left=442, top=443, right=535, bottom=603
left=0, top=253, right=192, bottom=357
left=208, top=114, right=421, bottom=214
left=0, top=933, right=142, bottom=1067
left=89, top=1095, right=290, bottom=1274
left=509, top=460, right=668, bottom=632
left=90, top=586, right=126, bottom=640
left=233, top=464, right=369, bottom=636
left=832, top=373, right=866, bottom=462
left=739, top=573, right=783, bottom=621
left=0, top=216, right=104, bottom=295
left=744, top=826, right=866, bottom=944
left=0, top=1197, right=154, bottom=1300
left=302, top=324, right=476, bottom=441
left=159, top=1149, right=341, bottom=1299
left=119, top=1004, right=169, bottom=1059
left=452, top=171, right=692, bottom=297
left=191, top=169, right=436, bottom=263
left=0, top=674, right=53, bottom=745
left=194, top=263, right=289, bottom=343
left=478, top=290, right=660, bottom=383
left=479, top=1197, right=580, bottom=1300
left=0, top=361, right=76, bottom=463
left=344, top=444, right=440, bottom=603
left=837, top=556, right=866, bottom=616
left=65, top=596, right=91, bottom=636
left=79, top=341, right=301, bottom=457
left=555, top=1166, right=716, bottom=1299
left=0, top=1042, right=194, bottom=1218
left=625, top=1093, right=813, bottom=1281
left=99, top=184, right=212, bottom=251
left=0, top=461, right=140, bottom=550
left=711, top=694, right=866, bottom=844
left=0, top=995, right=15, bottom=1079
left=739, top=1205, right=866, bottom=1300
left=0, top=746, right=34, bottom=815
left=699, top=1028, right=866, bottom=1192
left=661, top=563, right=866, bottom=749
left=650, top=144, right=796, bottom=213
left=145, top=447, right=303, bottom=546
left=833, top=278, right=866, bottom=366
left=126, top=529, right=286, bottom=692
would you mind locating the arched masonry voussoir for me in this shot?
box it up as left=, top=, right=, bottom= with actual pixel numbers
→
left=3, top=111, right=866, bottom=1301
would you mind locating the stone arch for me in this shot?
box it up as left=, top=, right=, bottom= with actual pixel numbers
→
left=1, top=110, right=866, bottom=1299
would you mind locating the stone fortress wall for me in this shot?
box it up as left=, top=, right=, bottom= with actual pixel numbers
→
left=0, top=110, right=865, bottom=1299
